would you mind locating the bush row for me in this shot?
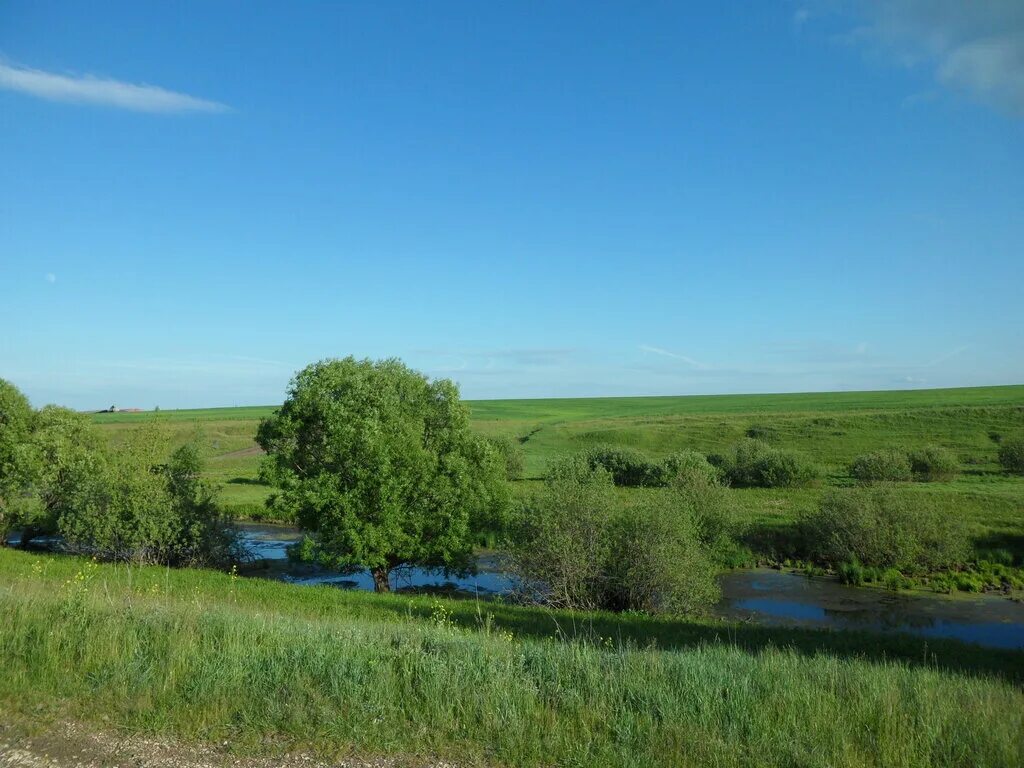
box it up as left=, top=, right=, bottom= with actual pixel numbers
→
left=582, top=440, right=819, bottom=489
left=1, top=379, right=238, bottom=567
left=850, top=436, right=1024, bottom=483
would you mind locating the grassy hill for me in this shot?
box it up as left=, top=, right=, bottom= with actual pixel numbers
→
left=91, top=385, right=1024, bottom=557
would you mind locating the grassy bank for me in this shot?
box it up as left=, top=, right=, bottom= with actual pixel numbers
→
left=2, top=549, right=1023, bottom=767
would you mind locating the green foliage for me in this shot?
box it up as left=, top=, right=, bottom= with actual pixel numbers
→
left=881, top=568, right=910, bottom=591
left=603, top=495, right=720, bottom=614
left=722, top=439, right=819, bottom=488
left=506, top=456, right=616, bottom=610
left=657, top=449, right=721, bottom=487
left=802, top=487, right=970, bottom=574
left=997, top=436, right=1024, bottom=475
left=580, top=446, right=722, bottom=490
left=88, top=385, right=1024, bottom=569
left=487, top=435, right=525, bottom=480
left=58, top=425, right=236, bottom=566
left=908, top=445, right=960, bottom=482
left=849, top=448, right=912, bottom=483
left=0, top=380, right=36, bottom=541
left=837, top=559, right=866, bottom=586
left=669, top=459, right=740, bottom=559
left=257, top=357, right=509, bottom=591
left=507, top=456, right=721, bottom=615
left=581, top=444, right=660, bottom=487
left=163, top=443, right=239, bottom=566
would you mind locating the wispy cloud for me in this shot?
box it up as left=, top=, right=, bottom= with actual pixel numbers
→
left=924, top=345, right=968, bottom=367
left=0, top=61, right=230, bottom=114
left=639, top=345, right=710, bottom=370
left=825, top=1, right=1024, bottom=115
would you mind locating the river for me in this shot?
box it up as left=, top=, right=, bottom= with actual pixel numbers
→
left=237, top=523, right=1024, bottom=651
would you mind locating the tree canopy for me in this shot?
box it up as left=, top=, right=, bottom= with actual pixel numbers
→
left=0, top=379, right=36, bottom=541
left=257, top=357, right=508, bottom=591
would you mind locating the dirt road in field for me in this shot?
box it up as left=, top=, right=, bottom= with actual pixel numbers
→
left=0, top=723, right=461, bottom=768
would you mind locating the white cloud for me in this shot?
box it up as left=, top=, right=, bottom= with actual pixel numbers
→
left=639, top=345, right=710, bottom=370
left=832, top=1, right=1024, bottom=115
left=0, top=61, right=230, bottom=114
left=924, top=345, right=968, bottom=367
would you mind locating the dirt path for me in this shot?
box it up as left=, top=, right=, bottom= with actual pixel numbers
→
left=0, top=723, right=460, bottom=768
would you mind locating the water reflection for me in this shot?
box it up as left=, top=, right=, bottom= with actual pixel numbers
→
left=716, top=569, right=1024, bottom=650
left=236, top=522, right=515, bottom=595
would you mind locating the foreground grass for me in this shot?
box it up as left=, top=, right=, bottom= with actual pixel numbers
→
left=2, top=550, right=1022, bottom=767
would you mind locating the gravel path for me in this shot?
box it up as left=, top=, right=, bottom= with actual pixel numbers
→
left=0, top=723, right=461, bottom=768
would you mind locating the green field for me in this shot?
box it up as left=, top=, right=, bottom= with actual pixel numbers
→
left=6, top=384, right=1023, bottom=766
left=2, top=548, right=1022, bottom=767
left=92, top=385, right=1024, bottom=558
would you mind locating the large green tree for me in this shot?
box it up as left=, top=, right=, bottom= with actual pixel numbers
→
left=0, top=379, right=36, bottom=543
left=257, top=357, right=508, bottom=591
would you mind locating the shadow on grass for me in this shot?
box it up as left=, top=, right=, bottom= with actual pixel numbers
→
left=974, top=532, right=1024, bottom=565
left=355, top=587, right=1024, bottom=687
left=227, top=477, right=269, bottom=486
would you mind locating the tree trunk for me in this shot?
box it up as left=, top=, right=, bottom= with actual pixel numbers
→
left=371, top=566, right=391, bottom=593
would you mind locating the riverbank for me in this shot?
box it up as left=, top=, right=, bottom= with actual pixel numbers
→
left=2, top=548, right=1023, bottom=767
left=233, top=524, right=1024, bottom=651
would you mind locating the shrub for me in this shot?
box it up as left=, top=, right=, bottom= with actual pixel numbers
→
left=487, top=436, right=526, bottom=480
left=801, top=487, right=969, bottom=575
left=506, top=456, right=616, bottom=610
left=506, top=456, right=721, bottom=615
left=668, top=460, right=740, bottom=559
left=721, top=439, right=819, bottom=488
left=908, top=445, right=959, bottom=482
left=744, top=424, right=779, bottom=442
left=582, top=445, right=660, bottom=487
left=849, top=449, right=912, bottom=483
left=655, top=450, right=720, bottom=487
left=976, top=548, right=1015, bottom=567
left=603, top=496, right=719, bottom=615
left=837, top=559, right=865, bottom=586
left=59, top=426, right=238, bottom=567
left=997, top=436, right=1024, bottom=475
left=881, top=568, right=909, bottom=591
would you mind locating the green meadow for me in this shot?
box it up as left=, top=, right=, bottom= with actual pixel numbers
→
left=92, top=384, right=1024, bottom=559
left=2, top=548, right=1022, bottom=767
left=1, top=384, right=1019, bottom=766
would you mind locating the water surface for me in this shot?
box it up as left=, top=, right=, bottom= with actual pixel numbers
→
left=237, top=524, right=1024, bottom=650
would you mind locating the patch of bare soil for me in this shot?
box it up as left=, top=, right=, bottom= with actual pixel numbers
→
left=0, top=722, right=461, bottom=768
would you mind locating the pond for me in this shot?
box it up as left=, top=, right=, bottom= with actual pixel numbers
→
left=237, top=523, right=1024, bottom=651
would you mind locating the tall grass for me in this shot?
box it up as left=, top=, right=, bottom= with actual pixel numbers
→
left=1, top=550, right=1022, bottom=767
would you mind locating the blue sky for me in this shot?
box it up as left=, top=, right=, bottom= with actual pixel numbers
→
left=2, top=1, right=1022, bottom=409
